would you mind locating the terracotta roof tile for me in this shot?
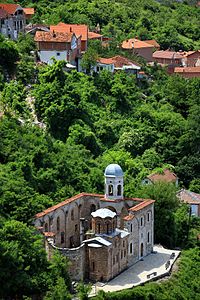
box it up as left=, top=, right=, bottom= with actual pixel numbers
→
left=153, top=51, right=182, bottom=60
left=122, top=38, right=154, bottom=50
left=0, top=3, right=20, bottom=15
left=23, top=7, right=34, bottom=15
left=174, top=66, right=200, bottom=73
left=0, top=7, right=8, bottom=18
left=35, top=193, right=103, bottom=218
left=145, top=40, right=160, bottom=48
left=50, top=23, right=88, bottom=41
left=147, top=169, right=178, bottom=183
left=43, top=232, right=55, bottom=237
left=178, top=189, right=200, bottom=205
left=34, top=31, right=73, bottom=43
left=123, top=215, right=134, bottom=221
left=98, top=55, right=141, bottom=68
left=88, top=31, right=102, bottom=39
left=129, top=199, right=155, bottom=212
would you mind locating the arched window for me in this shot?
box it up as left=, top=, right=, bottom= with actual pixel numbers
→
left=90, top=204, right=96, bottom=213
left=108, top=184, right=113, bottom=196
left=106, top=223, right=110, bottom=234
left=61, top=232, right=64, bottom=244
left=44, top=223, right=48, bottom=232
left=71, top=209, right=74, bottom=221
left=130, top=242, right=133, bottom=254
left=117, top=185, right=122, bottom=196
left=57, top=217, right=60, bottom=231
left=97, top=223, right=101, bottom=234
left=148, top=232, right=150, bottom=243
left=140, top=216, right=144, bottom=227
left=147, top=212, right=151, bottom=222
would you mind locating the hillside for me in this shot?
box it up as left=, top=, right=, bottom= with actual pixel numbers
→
left=0, top=0, right=200, bottom=299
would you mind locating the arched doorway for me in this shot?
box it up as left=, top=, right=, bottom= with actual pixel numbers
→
left=140, top=243, right=144, bottom=257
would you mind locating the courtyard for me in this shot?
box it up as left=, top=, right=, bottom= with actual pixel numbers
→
left=91, top=245, right=180, bottom=295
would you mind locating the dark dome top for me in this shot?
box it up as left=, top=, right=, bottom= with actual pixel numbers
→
left=104, top=164, right=124, bottom=177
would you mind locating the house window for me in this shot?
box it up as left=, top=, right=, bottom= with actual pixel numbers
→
left=57, top=52, right=60, bottom=56
left=124, top=250, right=126, bottom=257
left=71, top=209, right=74, bottom=221
left=75, top=224, right=78, bottom=232
left=121, top=250, right=123, bottom=259
left=123, top=240, right=125, bottom=247
left=106, top=223, right=110, bottom=234
left=108, top=184, right=113, bottom=196
left=147, top=212, right=151, bottom=222
left=57, top=217, right=60, bottom=231
left=113, top=257, right=115, bottom=264
left=61, top=232, right=64, bottom=244
left=130, top=224, right=133, bottom=232
left=140, top=217, right=144, bottom=227
left=117, top=185, right=122, bottom=196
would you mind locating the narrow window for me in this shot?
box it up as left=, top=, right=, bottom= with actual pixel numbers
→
left=117, top=185, right=122, bottom=196
left=148, top=232, right=150, bottom=243
left=57, top=217, right=60, bottom=231
left=147, top=212, right=151, bottom=222
left=108, top=184, right=113, bottom=196
left=106, top=223, right=109, bottom=234
left=121, top=250, right=123, bottom=259
left=92, top=261, right=95, bottom=271
left=130, top=242, right=133, bottom=254
left=130, top=224, right=133, bottom=232
left=61, top=232, right=64, bottom=244
left=75, top=224, right=78, bottom=232
left=44, top=223, right=48, bottom=232
left=140, top=217, right=143, bottom=227
left=71, top=209, right=74, bottom=221
left=97, top=223, right=101, bottom=234
left=90, top=204, right=96, bottom=213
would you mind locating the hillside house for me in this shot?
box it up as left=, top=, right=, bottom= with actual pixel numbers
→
left=88, top=31, right=103, bottom=41
left=50, top=23, right=88, bottom=52
left=177, top=189, right=200, bottom=217
left=174, top=66, right=200, bottom=78
left=35, top=164, right=154, bottom=282
left=0, top=3, right=25, bottom=39
left=121, top=38, right=159, bottom=62
left=34, top=31, right=81, bottom=67
left=181, top=50, right=200, bottom=67
left=153, top=50, right=183, bottom=66
left=142, top=169, right=179, bottom=187
left=23, top=7, right=34, bottom=21
left=94, top=55, right=141, bottom=76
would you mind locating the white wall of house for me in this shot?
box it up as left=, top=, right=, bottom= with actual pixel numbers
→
left=191, top=204, right=198, bottom=216
left=94, top=63, right=114, bottom=73
left=38, top=50, right=67, bottom=64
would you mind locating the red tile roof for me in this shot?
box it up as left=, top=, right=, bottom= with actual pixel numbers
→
left=0, top=7, right=8, bottom=18
left=147, top=169, right=178, bottom=183
left=34, top=31, right=73, bottom=43
left=145, top=40, right=160, bottom=48
left=88, top=31, right=102, bottom=39
left=50, top=23, right=88, bottom=41
left=178, top=189, right=200, bottom=205
left=123, top=214, right=134, bottom=221
left=174, top=66, right=200, bottom=73
left=35, top=193, right=103, bottom=218
left=0, top=3, right=21, bottom=15
left=122, top=38, right=154, bottom=50
left=35, top=193, right=154, bottom=218
left=43, top=232, right=55, bottom=237
left=23, top=7, right=34, bottom=15
left=153, top=50, right=182, bottom=60
left=129, top=199, right=155, bottom=212
left=98, top=55, right=141, bottom=68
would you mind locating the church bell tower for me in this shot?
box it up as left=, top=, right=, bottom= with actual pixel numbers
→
left=104, top=164, right=124, bottom=200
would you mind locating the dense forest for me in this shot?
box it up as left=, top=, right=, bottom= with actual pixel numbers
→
left=0, top=0, right=200, bottom=299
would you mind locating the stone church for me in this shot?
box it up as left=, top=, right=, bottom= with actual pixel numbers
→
left=34, top=164, right=154, bottom=282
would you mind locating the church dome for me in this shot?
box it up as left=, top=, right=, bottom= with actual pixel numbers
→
left=104, top=164, right=124, bottom=177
